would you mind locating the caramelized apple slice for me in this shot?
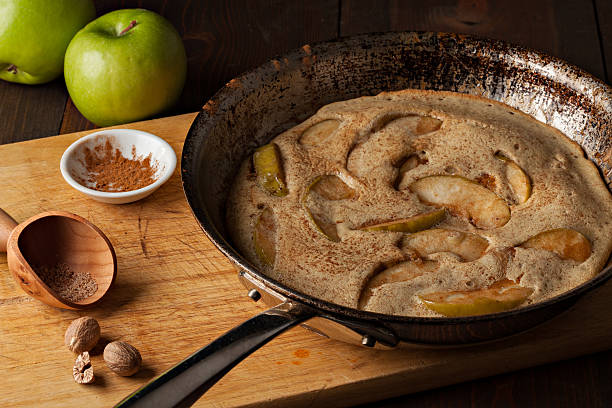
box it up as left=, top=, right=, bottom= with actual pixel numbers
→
left=253, top=143, right=288, bottom=197
left=404, top=228, right=488, bottom=261
left=309, top=175, right=355, bottom=200
left=520, top=228, right=591, bottom=262
left=358, top=261, right=437, bottom=309
left=299, top=119, right=341, bottom=147
left=419, top=279, right=533, bottom=317
left=410, top=175, right=510, bottom=229
left=415, top=116, right=442, bottom=135
left=495, top=152, right=531, bottom=203
left=253, top=208, right=276, bottom=265
left=360, top=209, right=445, bottom=233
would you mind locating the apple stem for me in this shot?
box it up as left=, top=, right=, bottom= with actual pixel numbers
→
left=7, top=65, right=17, bottom=74
left=119, top=20, right=138, bottom=36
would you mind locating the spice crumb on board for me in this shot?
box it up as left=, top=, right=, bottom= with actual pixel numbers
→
left=74, top=139, right=158, bottom=192
left=34, top=263, right=97, bottom=302
left=293, top=349, right=310, bottom=358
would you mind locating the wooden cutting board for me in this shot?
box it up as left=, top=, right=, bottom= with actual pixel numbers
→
left=1, top=113, right=612, bottom=407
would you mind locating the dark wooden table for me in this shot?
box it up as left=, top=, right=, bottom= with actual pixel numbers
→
left=1, top=1, right=611, bottom=407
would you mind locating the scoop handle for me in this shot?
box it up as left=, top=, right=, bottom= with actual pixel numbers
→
left=0, top=208, right=18, bottom=253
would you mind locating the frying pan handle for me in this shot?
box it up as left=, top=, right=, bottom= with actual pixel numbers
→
left=0, top=208, right=18, bottom=253
left=114, top=301, right=315, bottom=408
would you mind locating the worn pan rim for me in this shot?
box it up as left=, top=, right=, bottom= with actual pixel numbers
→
left=182, top=31, right=612, bottom=329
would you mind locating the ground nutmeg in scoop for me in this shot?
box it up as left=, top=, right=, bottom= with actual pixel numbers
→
left=76, top=139, right=158, bottom=192
left=35, top=263, right=97, bottom=303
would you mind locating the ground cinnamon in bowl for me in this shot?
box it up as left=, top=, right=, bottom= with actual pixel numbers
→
left=75, top=139, right=158, bottom=192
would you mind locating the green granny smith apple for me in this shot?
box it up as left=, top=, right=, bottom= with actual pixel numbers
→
left=64, top=9, right=187, bottom=126
left=0, top=0, right=95, bottom=84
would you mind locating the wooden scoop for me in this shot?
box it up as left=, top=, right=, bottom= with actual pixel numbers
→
left=0, top=208, right=116, bottom=310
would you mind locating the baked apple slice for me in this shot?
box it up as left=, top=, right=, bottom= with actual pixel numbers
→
left=394, top=153, right=428, bottom=188
left=403, top=228, right=488, bottom=261
left=410, top=175, right=510, bottom=229
left=302, top=176, right=351, bottom=242
left=309, top=175, right=356, bottom=200
left=399, top=155, right=421, bottom=174
left=495, top=152, right=531, bottom=203
left=358, top=261, right=437, bottom=309
left=398, top=154, right=427, bottom=174
left=299, top=119, right=341, bottom=147
left=370, top=113, right=413, bottom=133
left=415, top=116, right=442, bottom=135
left=520, top=228, right=591, bottom=262
left=253, top=143, right=288, bottom=197
left=359, top=209, right=445, bottom=233
left=304, top=208, right=339, bottom=242
left=253, top=207, right=276, bottom=265
left=418, top=279, right=533, bottom=317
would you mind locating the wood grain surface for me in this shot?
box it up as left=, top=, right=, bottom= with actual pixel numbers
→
left=1, top=114, right=612, bottom=408
left=340, top=0, right=605, bottom=80
left=0, top=78, right=68, bottom=144
left=595, top=0, right=612, bottom=83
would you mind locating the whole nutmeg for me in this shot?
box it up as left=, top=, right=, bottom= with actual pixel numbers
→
left=65, top=316, right=100, bottom=353
left=104, top=341, right=142, bottom=376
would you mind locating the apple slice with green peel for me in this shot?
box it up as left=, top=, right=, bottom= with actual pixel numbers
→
left=310, top=175, right=356, bottom=200
left=359, top=209, right=446, bottom=233
left=495, top=153, right=531, bottom=203
left=358, top=261, right=437, bottom=309
left=404, top=228, right=488, bottom=261
left=415, top=116, right=443, bottom=135
left=520, top=228, right=591, bottom=262
left=299, top=119, right=341, bottom=147
left=418, top=279, right=533, bottom=317
left=253, top=207, right=276, bottom=266
left=409, top=175, right=511, bottom=229
left=253, top=143, right=288, bottom=197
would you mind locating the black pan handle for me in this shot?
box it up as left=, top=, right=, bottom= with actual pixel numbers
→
left=114, top=301, right=316, bottom=407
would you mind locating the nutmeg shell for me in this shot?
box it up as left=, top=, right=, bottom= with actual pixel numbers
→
left=64, top=316, right=100, bottom=353
left=104, top=341, right=142, bottom=376
left=73, top=351, right=95, bottom=384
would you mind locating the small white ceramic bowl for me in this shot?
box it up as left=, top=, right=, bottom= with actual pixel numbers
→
left=60, top=129, right=177, bottom=204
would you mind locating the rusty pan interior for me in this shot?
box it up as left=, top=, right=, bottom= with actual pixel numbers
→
left=182, top=32, right=612, bottom=345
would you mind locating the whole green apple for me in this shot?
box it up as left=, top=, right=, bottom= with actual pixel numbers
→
left=64, top=9, right=187, bottom=126
left=0, top=0, right=95, bottom=84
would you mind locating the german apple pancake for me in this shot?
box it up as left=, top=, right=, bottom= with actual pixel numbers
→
left=226, top=89, right=612, bottom=317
